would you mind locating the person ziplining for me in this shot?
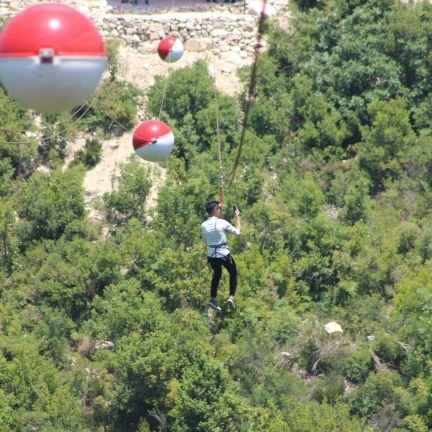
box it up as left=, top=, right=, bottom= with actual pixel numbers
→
left=200, top=0, right=267, bottom=313
left=201, top=201, right=241, bottom=311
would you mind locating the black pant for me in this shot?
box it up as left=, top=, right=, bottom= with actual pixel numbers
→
left=208, top=254, right=237, bottom=298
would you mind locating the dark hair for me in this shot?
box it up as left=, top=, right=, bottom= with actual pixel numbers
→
left=205, top=200, right=219, bottom=215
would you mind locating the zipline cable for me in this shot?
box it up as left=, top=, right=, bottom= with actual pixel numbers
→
left=210, top=3, right=225, bottom=206
left=228, top=0, right=267, bottom=185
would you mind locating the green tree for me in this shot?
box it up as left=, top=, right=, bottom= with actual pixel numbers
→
left=80, top=80, right=141, bottom=134
left=0, top=204, right=18, bottom=275
left=340, top=175, right=371, bottom=224
left=0, top=336, right=87, bottom=431
left=357, top=98, right=415, bottom=191
left=169, top=357, right=249, bottom=432
left=109, top=310, right=213, bottom=431
left=16, top=166, right=85, bottom=242
left=391, top=264, right=432, bottom=373
left=0, top=158, right=15, bottom=197
left=0, top=85, right=36, bottom=176
left=103, top=158, right=153, bottom=226
left=32, top=237, right=122, bottom=319
left=349, top=371, right=417, bottom=430
left=40, top=112, right=81, bottom=165
left=147, top=61, right=214, bottom=122
left=285, top=400, right=366, bottom=431
left=72, top=137, right=102, bottom=168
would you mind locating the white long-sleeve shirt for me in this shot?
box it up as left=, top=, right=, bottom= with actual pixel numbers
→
left=201, top=216, right=240, bottom=258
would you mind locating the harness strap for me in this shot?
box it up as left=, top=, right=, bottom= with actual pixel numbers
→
left=208, top=242, right=227, bottom=259
left=208, top=243, right=227, bottom=249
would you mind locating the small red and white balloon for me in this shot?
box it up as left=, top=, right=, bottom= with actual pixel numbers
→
left=0, top=3, right=106, bottom=113
left=133, top=120, right=175, bottom=162
left=157, top=36, right=184, bottom=63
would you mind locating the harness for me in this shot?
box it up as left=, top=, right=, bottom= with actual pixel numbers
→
left=207, top=217, right=228, bottom=258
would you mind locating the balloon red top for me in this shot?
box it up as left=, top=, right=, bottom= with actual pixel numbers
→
left=133, top=120, right=172, bottom=149
left=0, top=3, right=106, bottom=57
left=157, top=36, right=176, bottom=59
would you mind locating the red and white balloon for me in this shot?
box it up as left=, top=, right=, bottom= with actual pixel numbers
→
left=0, top=3, right=107, bottom=113
left=157, top=36, right=184, bottom=63
left=133, top=120, right=174, bottom=162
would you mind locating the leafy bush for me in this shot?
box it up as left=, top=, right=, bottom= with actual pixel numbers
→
left=343, top=344, right=373, bottom=384
left=0, top=85, right=36, bottom=176
left=72, top=137, right=102, bottom=168
left=103, top=158, right=153, bottom=226
left=15, top=167, right=85, bottom=243
left=147, top=60, right=214, bottom=122
left=80, top=80, right=141, bottom=135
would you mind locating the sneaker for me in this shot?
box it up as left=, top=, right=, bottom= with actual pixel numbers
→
left=227, top=297, right=236, bottom=310
left=208, top=299, right=222, bottom=311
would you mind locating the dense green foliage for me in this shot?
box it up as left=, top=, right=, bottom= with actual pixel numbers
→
left=3, top=0, right=432, bottom=430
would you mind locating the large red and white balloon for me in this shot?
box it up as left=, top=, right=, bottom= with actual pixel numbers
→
left=133, top=120, right=174, bottom=162
left=157, top=36, right=184, bottom=63
left=0, top=3, right=107, bottom=113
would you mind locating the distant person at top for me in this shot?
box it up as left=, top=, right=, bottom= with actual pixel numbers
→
left=201, top=201, right=241, bottom=311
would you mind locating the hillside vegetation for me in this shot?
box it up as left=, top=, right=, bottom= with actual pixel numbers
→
left=2, top=0, right=432, bottom=430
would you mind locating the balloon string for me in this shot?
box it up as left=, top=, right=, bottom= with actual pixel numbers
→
left=0, top=98, right=96, bottom=145
left=158, top=67, right=170, bottom=119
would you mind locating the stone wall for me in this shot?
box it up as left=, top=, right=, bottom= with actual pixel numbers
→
left=99, top=13, right=258, bottom=56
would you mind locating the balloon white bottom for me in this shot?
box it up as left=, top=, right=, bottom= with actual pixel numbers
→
left=165, top=40, right=184, bottom=63
left=135, top=132, right=174, bottom=162
left=0, top=55, right=107, bottom=112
